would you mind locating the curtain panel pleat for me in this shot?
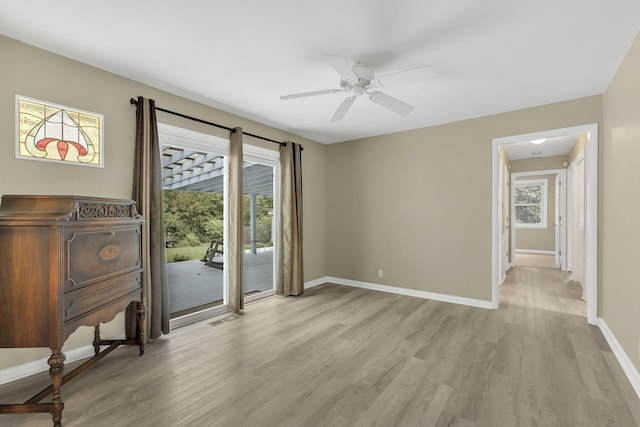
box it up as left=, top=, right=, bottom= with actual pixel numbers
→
left=276, top=142, right=304, bottom=296
left=228, top=128, right=245, bottom=312
left=127, top=96, right=170, bottom=341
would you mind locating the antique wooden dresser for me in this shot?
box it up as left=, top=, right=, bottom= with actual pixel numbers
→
left=0, top=195, right=146, bottom=427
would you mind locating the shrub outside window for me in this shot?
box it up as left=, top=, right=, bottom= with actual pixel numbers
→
left=514, top=179, right=547, bottom=228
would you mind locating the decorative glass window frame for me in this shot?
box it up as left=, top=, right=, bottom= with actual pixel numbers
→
left=514, top=178, right=548, bottom=228
left=15, top=95, right=104, bottom=168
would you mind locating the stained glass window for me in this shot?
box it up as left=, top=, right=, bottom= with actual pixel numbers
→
left=16, top=96, right=103, bottom=167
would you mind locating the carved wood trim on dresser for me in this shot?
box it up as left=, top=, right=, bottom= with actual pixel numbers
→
left=0, top=195, right=146, bottom=427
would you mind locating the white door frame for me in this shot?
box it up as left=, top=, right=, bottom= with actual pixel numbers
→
left=555, top=173, right=561, bottom=268
left=498, top=156, right=506, bottom=284
left=491, top=123, right=598, bottom=325
left=566, top=162, right=573, bottom=272
left=510, top=169, right=566, bottom=270
left=504, top=165, right=511, bottom=274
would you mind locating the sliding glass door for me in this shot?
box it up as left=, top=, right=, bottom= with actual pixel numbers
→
left=159, top=124, right=230, bottom=323
left=243, top=148, right=279, bottom=302
left=158, top=124, right=280, bottom=323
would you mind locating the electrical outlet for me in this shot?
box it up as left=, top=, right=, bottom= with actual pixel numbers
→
left=378, top=269, right=383, bottom=278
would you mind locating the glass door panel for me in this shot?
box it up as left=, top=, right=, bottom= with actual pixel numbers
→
left=243, top=160, right=275, bottom=300
left=162, top=144, right=227, bottom=319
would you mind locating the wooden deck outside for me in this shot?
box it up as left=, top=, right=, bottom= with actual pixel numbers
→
left=167, top=250, right=273, bottom=315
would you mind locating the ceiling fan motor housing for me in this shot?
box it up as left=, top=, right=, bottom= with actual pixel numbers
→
left=352, top=64, right=374, bottom=80
left=340, top=64, right=375, bottom=97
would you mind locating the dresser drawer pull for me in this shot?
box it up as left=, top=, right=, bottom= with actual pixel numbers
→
left=107, top=231, right=116, bottom=236
left=100, top=244, right=121, bottom=261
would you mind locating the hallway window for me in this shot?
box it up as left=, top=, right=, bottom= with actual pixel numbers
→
left=514, top=179, right=547, bottom=228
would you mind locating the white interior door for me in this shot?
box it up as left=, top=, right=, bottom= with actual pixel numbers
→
left=497, top=158, right=511, bottom=284
left=554, top=171, right=567, bottom=270
left=503, top=167, right=510, bottom=275
left=572, top=153, right=586, bottom=298
left=498, top=159, right=504, bottom=284
left=555, top=175, right=561, bottom=267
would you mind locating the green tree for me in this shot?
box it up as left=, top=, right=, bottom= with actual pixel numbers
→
left=163, top=190, right=224, bottom=245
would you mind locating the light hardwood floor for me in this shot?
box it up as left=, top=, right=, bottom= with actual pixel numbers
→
left=1, top=266, right=639, bottom=426
left=514, top=252, right=558, bottom=269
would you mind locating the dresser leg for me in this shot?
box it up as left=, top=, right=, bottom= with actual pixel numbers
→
left=48, top=350, right=66, bottom=427
left=93, top=325, right=101, bottom=355
left=137, top=301, right=146, bottom=356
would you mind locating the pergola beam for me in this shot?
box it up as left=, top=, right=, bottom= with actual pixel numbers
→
left=162, top=146, right=274, bottom=197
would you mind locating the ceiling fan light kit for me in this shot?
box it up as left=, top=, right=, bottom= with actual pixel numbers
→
left=280, top=55, right=436, bottom=122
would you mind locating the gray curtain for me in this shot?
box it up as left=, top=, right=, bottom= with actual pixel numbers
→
left=228, top=128, right=244, bottom=312
left=127, top=96, right=170, bottom=340
left=276, top=142, right=304, bottom=296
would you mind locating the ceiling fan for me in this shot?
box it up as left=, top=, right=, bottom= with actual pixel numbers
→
left=280, top=56, right=437, bottom=122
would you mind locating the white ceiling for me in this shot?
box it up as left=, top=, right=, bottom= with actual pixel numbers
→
left=1, top=1, right=639, bottom=144
left=502, top=134, right=580, bottom=161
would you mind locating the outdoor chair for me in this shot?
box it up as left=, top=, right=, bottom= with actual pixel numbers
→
left=202, top=240, right=223, bottom=269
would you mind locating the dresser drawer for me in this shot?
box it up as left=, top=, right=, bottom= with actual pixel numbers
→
left=64, top=272, right=143, bottom=324
left=66, top=226, right=142, bottom=289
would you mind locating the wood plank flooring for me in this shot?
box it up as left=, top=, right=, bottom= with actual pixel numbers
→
left=514, top=253, right=559, bottom=269
left=1, top=266, right=639, bottom=426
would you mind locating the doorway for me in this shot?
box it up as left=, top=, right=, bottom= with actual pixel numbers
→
left=492, top=123, right=598, bottom=324
left=510, top=169, right=566, bottom=271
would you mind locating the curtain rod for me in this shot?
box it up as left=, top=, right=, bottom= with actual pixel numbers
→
left=129, top=97, right=297, bottom=149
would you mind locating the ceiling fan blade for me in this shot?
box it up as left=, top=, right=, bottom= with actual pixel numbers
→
left=280, top=88, right=344, bottom=100
left=330, top=96, right=356, bottom=122
left=368, top=91, right=414, bottom=116
left=378, top=65, right=437, bottom=87
left=324, top=55, right=357, bottom=81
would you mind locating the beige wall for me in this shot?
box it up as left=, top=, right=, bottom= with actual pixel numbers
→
left=513, top=174, right=556, bottom=252
left=327, top=96, right=601, bottom=301
left=0, top=36, right=328, bottom=369
left=602, top=31, right=640, bottom=372
left=508, top=155, right=568, bottom=173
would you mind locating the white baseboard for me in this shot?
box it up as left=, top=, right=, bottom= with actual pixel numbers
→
left=305, top=277, right=329, bottom=289
left=515, top=249, right=555, bottom=255
left=597, top=318, right=640, bottom=400
left=323, top=276, right=494, bottom=309
left=0, top=345, right=95, bottom=386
